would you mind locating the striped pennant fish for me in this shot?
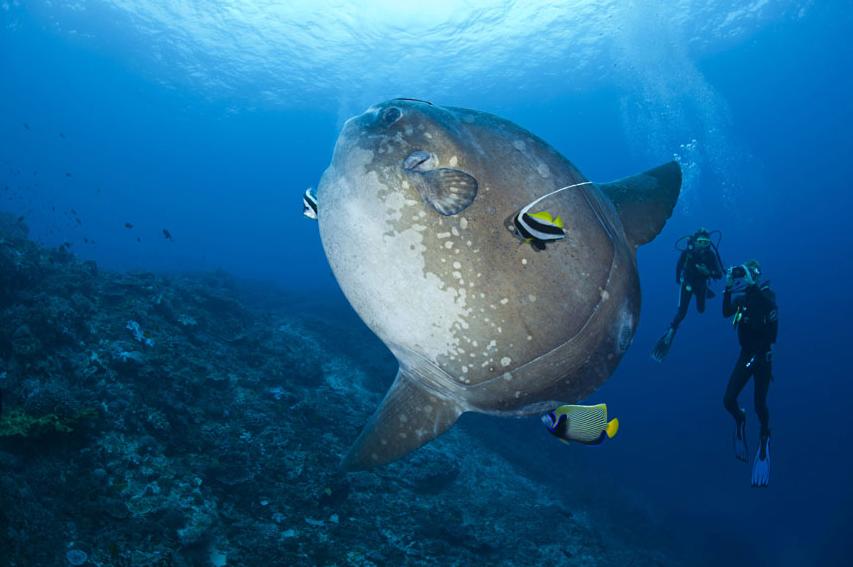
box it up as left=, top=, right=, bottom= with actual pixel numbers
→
left=541, top=403, right=619, bottom=445
left=303, top=187, right=318, bottom=220
left=511, top=181, right=593, bottom=249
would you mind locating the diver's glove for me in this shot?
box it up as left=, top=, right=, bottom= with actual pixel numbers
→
left=751, top=436, right=770, bottom=488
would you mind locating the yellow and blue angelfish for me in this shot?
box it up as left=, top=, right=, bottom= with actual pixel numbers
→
left=541, top=403, right=619, bottom=445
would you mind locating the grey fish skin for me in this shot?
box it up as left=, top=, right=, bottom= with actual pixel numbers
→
left=317, top=99, right=681, bottom=470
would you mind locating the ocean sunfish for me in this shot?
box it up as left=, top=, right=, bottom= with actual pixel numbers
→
left=316, top=99, right=681, bottom=470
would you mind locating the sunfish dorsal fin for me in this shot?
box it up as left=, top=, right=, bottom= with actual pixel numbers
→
left=341, top=366, right=464, bottom=471
left=597, top=161, right=681, bottom=247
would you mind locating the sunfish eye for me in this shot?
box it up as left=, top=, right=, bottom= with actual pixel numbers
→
left=380, top=106, right=402, bottom=126
left=403, top=149, right=432, bottom=171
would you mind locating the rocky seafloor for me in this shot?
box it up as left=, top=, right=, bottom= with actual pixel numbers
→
left=0, top=212, right=675, bottom=566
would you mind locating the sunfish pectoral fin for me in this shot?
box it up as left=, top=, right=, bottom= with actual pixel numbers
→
left=340, top=367, right=464, bottom=471
left=597, top=161, right=682, bottom=247
left=412, top=168, right=479, bottom=216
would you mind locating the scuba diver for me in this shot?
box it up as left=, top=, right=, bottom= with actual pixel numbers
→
left=651, top=228, right=724, bottom=361
left=722, top=260, right=777, bottom=487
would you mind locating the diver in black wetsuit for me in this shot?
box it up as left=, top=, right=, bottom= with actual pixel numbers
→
left=651, top=228, right=724, bottom=361
left=722, top=259, right=778, bottom=487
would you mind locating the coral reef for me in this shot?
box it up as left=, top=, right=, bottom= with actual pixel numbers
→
left=0, top=213, right=672, bottom=566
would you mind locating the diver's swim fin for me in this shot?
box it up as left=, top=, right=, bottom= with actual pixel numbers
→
left=734, top=413, right=748, bottom=463
left=650, top=327, right=676, bottom=362
left=751, top=436, right=770, bottom=487
left=341, top=365, right=463, bottom=471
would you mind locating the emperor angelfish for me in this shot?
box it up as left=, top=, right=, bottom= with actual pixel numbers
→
left=541, top=403, right=619, bottom=445
left=303, top=187, right=318, bottom=220
left=316, top=99, right=681, bottom=470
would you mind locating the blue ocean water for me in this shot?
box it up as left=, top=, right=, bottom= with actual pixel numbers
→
left=1, top=1, right=851, bottom=565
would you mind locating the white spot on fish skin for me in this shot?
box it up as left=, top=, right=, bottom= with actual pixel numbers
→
left=399, top=414, right=408, bottom=423
left=513, top=140, right=526, bottom=151
left=437, top=232, right=451, bottom=239
left=462, top=365, right=468, bottom=373
left=527, top=335, right=533, bottom=341
left=405, top=126, right=414, bottom=135
left=452, top=261, right=462, bottom=269
left=444, top=241, right=454, bottom=249
left=452, top=271, right=461, bottom=278
left=502, top=372, right=513, bottom=381
left=459, top=217, right=468, bottom=229
left=601, top=289, right=610, bottom=301
left=514, top=391, right=521, bottom=399
left=501, top=356, right=512, bottom=367
left=449, top=155, right=458, bottom=166
left=423, top=405, right=433, bottom=414
left=402, top=180, right=410, bottom=189
left=521, top=258, right=527, bottom=265
left=425, top=132, right=433, bottom=139
left=451, top=227, right=459, bottom=236
left=500, top=298, right=509, bottom=305
left=537, top=162, right=551, bottom=178
left=528, top=294, right=537, bottom=303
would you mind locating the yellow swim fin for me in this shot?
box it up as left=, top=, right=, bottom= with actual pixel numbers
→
left=605, top=417, right=619, bottom=439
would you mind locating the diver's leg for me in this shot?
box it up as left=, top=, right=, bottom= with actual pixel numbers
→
left=751, top=350, right=772, bottom=487
left=670, top=283, right=691, bottom=330
left=696, top=282, right=707, bottom=313
left=724, top=350, right=752, bottom=462
left=652, top=283, right=690, bottom=361
left=753, top=350, right=772, bottom=439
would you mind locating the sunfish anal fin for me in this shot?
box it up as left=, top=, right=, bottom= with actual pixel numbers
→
left=410, top=168, right=479, bottom=216
left=597, top=161, right=682, bottom=247
left=341, top=367, right=463, bottom=471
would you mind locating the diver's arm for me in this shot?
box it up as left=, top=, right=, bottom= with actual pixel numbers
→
left=711, top=247, right=725, bottom=279
left=722, top=286, right=740, bottom=317
left=766, top=289, right=779, bottom=344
